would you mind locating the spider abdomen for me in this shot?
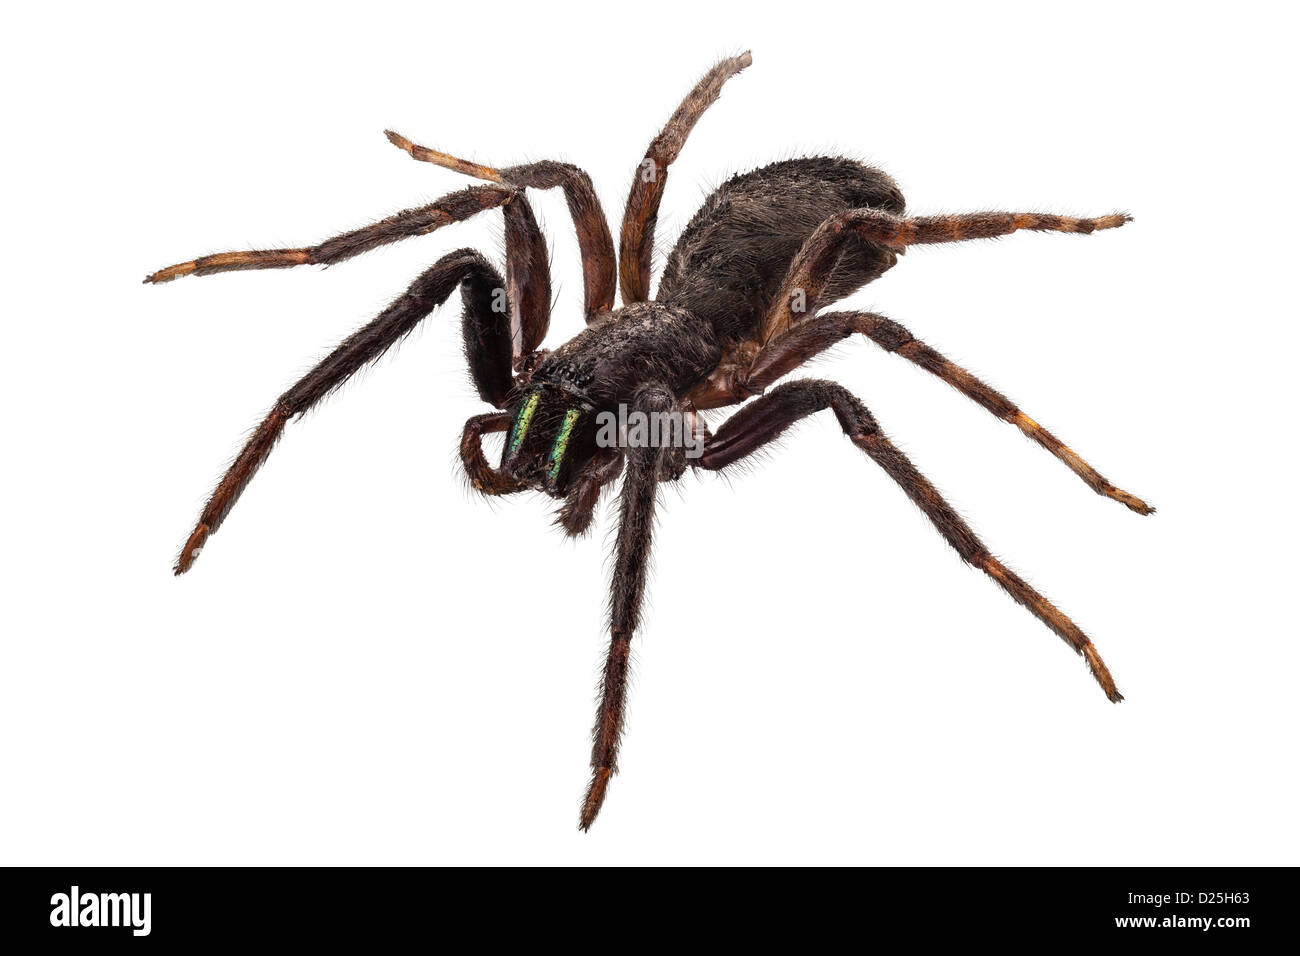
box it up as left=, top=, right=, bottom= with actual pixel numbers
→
left=658, top=157, right=905, bottom=342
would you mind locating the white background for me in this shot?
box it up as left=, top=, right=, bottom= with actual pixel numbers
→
left=2, top=1, right=1296, bottom=865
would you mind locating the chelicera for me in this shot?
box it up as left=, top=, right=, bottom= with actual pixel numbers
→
left=148, top=52, right=1150, bottom=829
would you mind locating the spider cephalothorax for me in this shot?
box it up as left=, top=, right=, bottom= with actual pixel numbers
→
left=148, top=51, right=1150, bottom=829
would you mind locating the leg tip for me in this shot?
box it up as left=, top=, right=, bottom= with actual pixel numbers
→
left=144, top=262, right=193, bottom=284
left=173, top=523, right=210, bottom=575
left=554, top=505, right=595, bottom=538
left=1101, top=482, right=1154, bottom=515
left=1082, top=644, right=1123, bottom=703
left=578, top=767, right=612, bottom=832
left=1116, top=491, right=1155, bottom=515
left=384, top=129, right=412, bottom=152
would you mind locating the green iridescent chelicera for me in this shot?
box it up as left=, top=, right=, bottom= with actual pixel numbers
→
left=547, top=408, right=582, bottom=482
left=507, top=391, right=540, bottom=455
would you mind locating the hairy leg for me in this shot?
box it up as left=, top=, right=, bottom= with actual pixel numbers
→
left=619, top=51, right=752, bottom=304
left=759, top=208, right=1131, bottom=342
left=499, top=192, right=552, bottom=359
left=385, top=131, right=617, bottom=320
left=695, top=379, right=1124, bottom=703
left=691, top=310, right=1152, bottom=514
left=580, top=384, right=676, bottom=830
left=556, top=447, right=625, bottom=537
left=460, top=413, right=527, bottom=496
left=174, top=250, right=516, bottom=574
left=145, top=185, right=514, bottom=284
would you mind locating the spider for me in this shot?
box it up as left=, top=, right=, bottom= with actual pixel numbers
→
left=148, top=52, right=1151, bottom=830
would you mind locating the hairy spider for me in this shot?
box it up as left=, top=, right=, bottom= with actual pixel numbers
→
left=148, top=52, right=1151, bottom=830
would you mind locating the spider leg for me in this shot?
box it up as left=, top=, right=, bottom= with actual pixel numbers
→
left=499, top=192, right=552, bottom=359
left=174, top=249, right=516, bottom=574
left=759, top=208, right=1131, bottom=343
left=556, top=447, right=625, bottom=537
left=144, top=184, right=514, bottom=284
left=619, top=51, right=752, bottom=304
left=692, top=310, right=1153, bottom=514
left=580, top=385, right=675, bottom=830
left=385, top=132, right=616, bottom=320
left=693, top=379, right=1124, bottom=703
left=460, top=413, right=527, bottom=496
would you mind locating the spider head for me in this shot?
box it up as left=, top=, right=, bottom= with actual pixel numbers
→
left=500, top=382, right=601, bottom=497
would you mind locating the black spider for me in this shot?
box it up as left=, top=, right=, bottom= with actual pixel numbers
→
left=148, top=52, right=1150, bottom=830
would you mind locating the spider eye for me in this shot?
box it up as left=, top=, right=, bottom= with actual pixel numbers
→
left=547, top=408, right=582, bottom=483
left=507, top=391, right=540, bottom=457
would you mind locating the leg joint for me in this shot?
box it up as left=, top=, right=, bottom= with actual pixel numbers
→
left=859, top=314, right=914, bottom=353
